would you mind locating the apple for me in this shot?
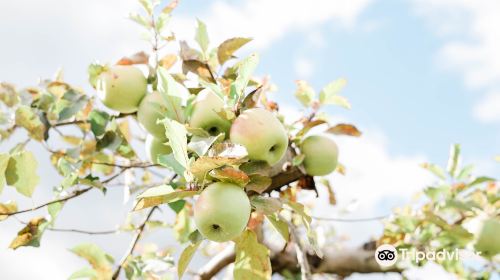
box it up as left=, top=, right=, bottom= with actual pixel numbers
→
left=194, top=182, right=251, bottom=242
left=230, top=108, right=288, bottom=165
left=189, top=89, right=231, bottom=136
left=137, top=91, right=167, bottom=139
left=474, top=218, right=500, bottom=257
left=301, top=135, right=339, bottom=176
left=96, top=65, right=147, bottom=113
left=145, top=134, right=172, bottom=164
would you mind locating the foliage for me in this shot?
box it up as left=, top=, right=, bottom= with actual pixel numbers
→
left=0, top=0, right=497, bottom=279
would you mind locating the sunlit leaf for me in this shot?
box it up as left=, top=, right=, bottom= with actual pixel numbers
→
left=15, top=106, right=46, bottom=141
left=190, top=156, right=247, bottom=182
left=233, top=53, right=259, bottom=99
left=245, top=174, right=272, bottom=194
left=210, top=166, right=250, bottom=186
left=297, top=119, right=327, bottom=137
left=469, top=176, right=495, bottom=187
left=0, top=201, right=17, bottom=221
left=134, top=185, right=197, bottom=211
left=265, top=214, right=289, bottom=242
left=70, top=243, right=114, bottom=279
left=68, top=267, right=98, bottom=280
left=188, top=134, right=223, bottom=157
left=217, top=37, right=252, bottom=65
left=325, top=123, right=362, bottom=137
left=177, top=239, right=202, bottom=279
left=420, top=163, right=446, bottom=180
left=0, top=153, right=9, bottom=194
left=0, top=82, right=19, bottom=107
left=157, top=68, right=186, bottom=122
left=88, top=63, right=107, bottom=89
left=160, top=118, right=190, bottom=179
left=234, top=230, right=271, bottom=280
left=319, top=78, right=349, bottom=108
left=284, top=200, right=312, bottom=230
left=6, top=151, right=40, bottom=197
left=9, top=217, right=48, bottom=249
left=447, top=144, right=461, bottom=178
left=294, top=80, right=315, bottom=107
left=195, top=19, right=209, bottom=54
left=251, top=196, right=282, bottom=215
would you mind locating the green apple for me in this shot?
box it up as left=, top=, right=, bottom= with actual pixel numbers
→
left=145, top=134, right=172, bottom=164
left=96, top=65, right=147, bottom=113
left=137, top=91, right=167, bottom=139
left=474, top=218, right=500, bottom=257
left=194, top=182, right=250, bottom=242
left=301, top=135, right=338, bottom=176
left=189, top=89, right=231, bottom=136
left=230, top=108, right=288, bottom=165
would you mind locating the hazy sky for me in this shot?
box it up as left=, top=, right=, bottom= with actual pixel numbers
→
left=1, top=0, right=499, bottom=279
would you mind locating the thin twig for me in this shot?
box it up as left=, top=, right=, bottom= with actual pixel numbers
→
left=312, top=215, right=388, bottom=222
left=112, top=206, right=157, bottom=279
left=287, top=220, right=312, bottom=280
left=1, top=168, right=126, bottom=217
left=90, top=161, right=158, bottom=168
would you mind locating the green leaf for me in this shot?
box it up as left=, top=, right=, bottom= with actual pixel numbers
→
left=6, top=151, right=40, bottom=197
left=89, top=110, right=109, bottom=137
left=447, top=144, right=461, bottom=178
left=251, top=196, right=282, bottom=215
left=15, top=106, right=46, bottom=141
left=57, top=90, right=88, bottom=121
left=157, top=68, right=186, bottom=123
left=217, top=37, right=252, bottom=65
left=9, top=217, right=48, bottom=249
left=68, top=267, right=98, bottom=280
left=88, top=63, right=107, bottom=89
left=456, top=164, right=474, bottom=181
left=177, top=239, right=202, bottom=279
left=48, top=202, right=63, bottom=223
left=158, top=153, right=186, bottom=177
left=0, top=153, right=9, bottom=194
left=284, top=200, right=312, bottom=230
left=233, top=53, right=259, bottom=99
left=0, top=82, right=19, bottom=107
left=294, top=80, right=315, bottom=107
left=160, top=118, right=191, bottom=179
left=420, top=163, right=446, bottom=180
left=188, top=134, right=223, bottom=157
left=70, top=243, right=114, bottom=279
left=134, top=185, right=198, bottom=211
left=469, top=176, right=495, bottom=187
left=292, top=154, right=305, bottom=166
left=319, top=78, right=350, bottom=109
left=245, top=175, right=272, bottom=194
left=128, top=12, right=151, bottom=29
left=234, top=230, right=272, bottom=280
left=195, top=19, right=209, bottom=54
left=0, top=201, right=17, bottom=221
left=265, top=214, right=289, bottom=242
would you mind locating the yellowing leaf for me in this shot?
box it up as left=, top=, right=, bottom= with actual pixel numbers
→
left=234, top=230, right=271, bottom=280
left=134, top=185, right=198, bottom=211
left=0, top=153, right=9, bottom=194
left=217, top=37, right=252, bottom=65
left=251, top=196, right=282, bottom=215
left=70, top=243, right=114, bottom=279
left=6, top=151, right=40, bottom=197
left=325, top=123, right=362, bottom=137
left=160, top=54, right=178, bottom=69
left=177, top=240, right=202, bottom=279
left=0, top=201, right=17, bottom=221
left=190, top=156, right=247, bottom=182
left=294, top=80, right=315, bottom=107
left=210, top=166, right=250, bottom=186
left=0, top=82, right=19, bottom=107
left=116, top=51, right=149, bottom=65
left=15, top=106, right=46, bottom=141
left=9, top=217, right=48, bottom=249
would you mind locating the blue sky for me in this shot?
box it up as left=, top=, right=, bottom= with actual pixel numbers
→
left=0, top=0, right=499, bottom=279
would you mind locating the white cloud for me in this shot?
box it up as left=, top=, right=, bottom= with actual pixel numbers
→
left=171, top=0, right=373, bottom=49
left=473, top=91, right=500, bottom=122
left=294, top=57, right=314, bottom=79
left=412, top=0, right=500, bottom=123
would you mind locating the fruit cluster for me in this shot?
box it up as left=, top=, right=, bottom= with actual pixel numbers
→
left=96, top=65, right=339, bottom=242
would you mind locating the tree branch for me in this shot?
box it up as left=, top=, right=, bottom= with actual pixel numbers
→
left=266, top=167, right=304, bottom=193
left=196, top=241, right=400, bottom=279
left=112, top=206, right=157, bottom=280
left=53, top=112, right=134, bottom=127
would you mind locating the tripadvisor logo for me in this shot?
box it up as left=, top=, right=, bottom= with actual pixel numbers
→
left=375, top=244, right=483, bottom=267
left=375, top=244, right=398, bottom=267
